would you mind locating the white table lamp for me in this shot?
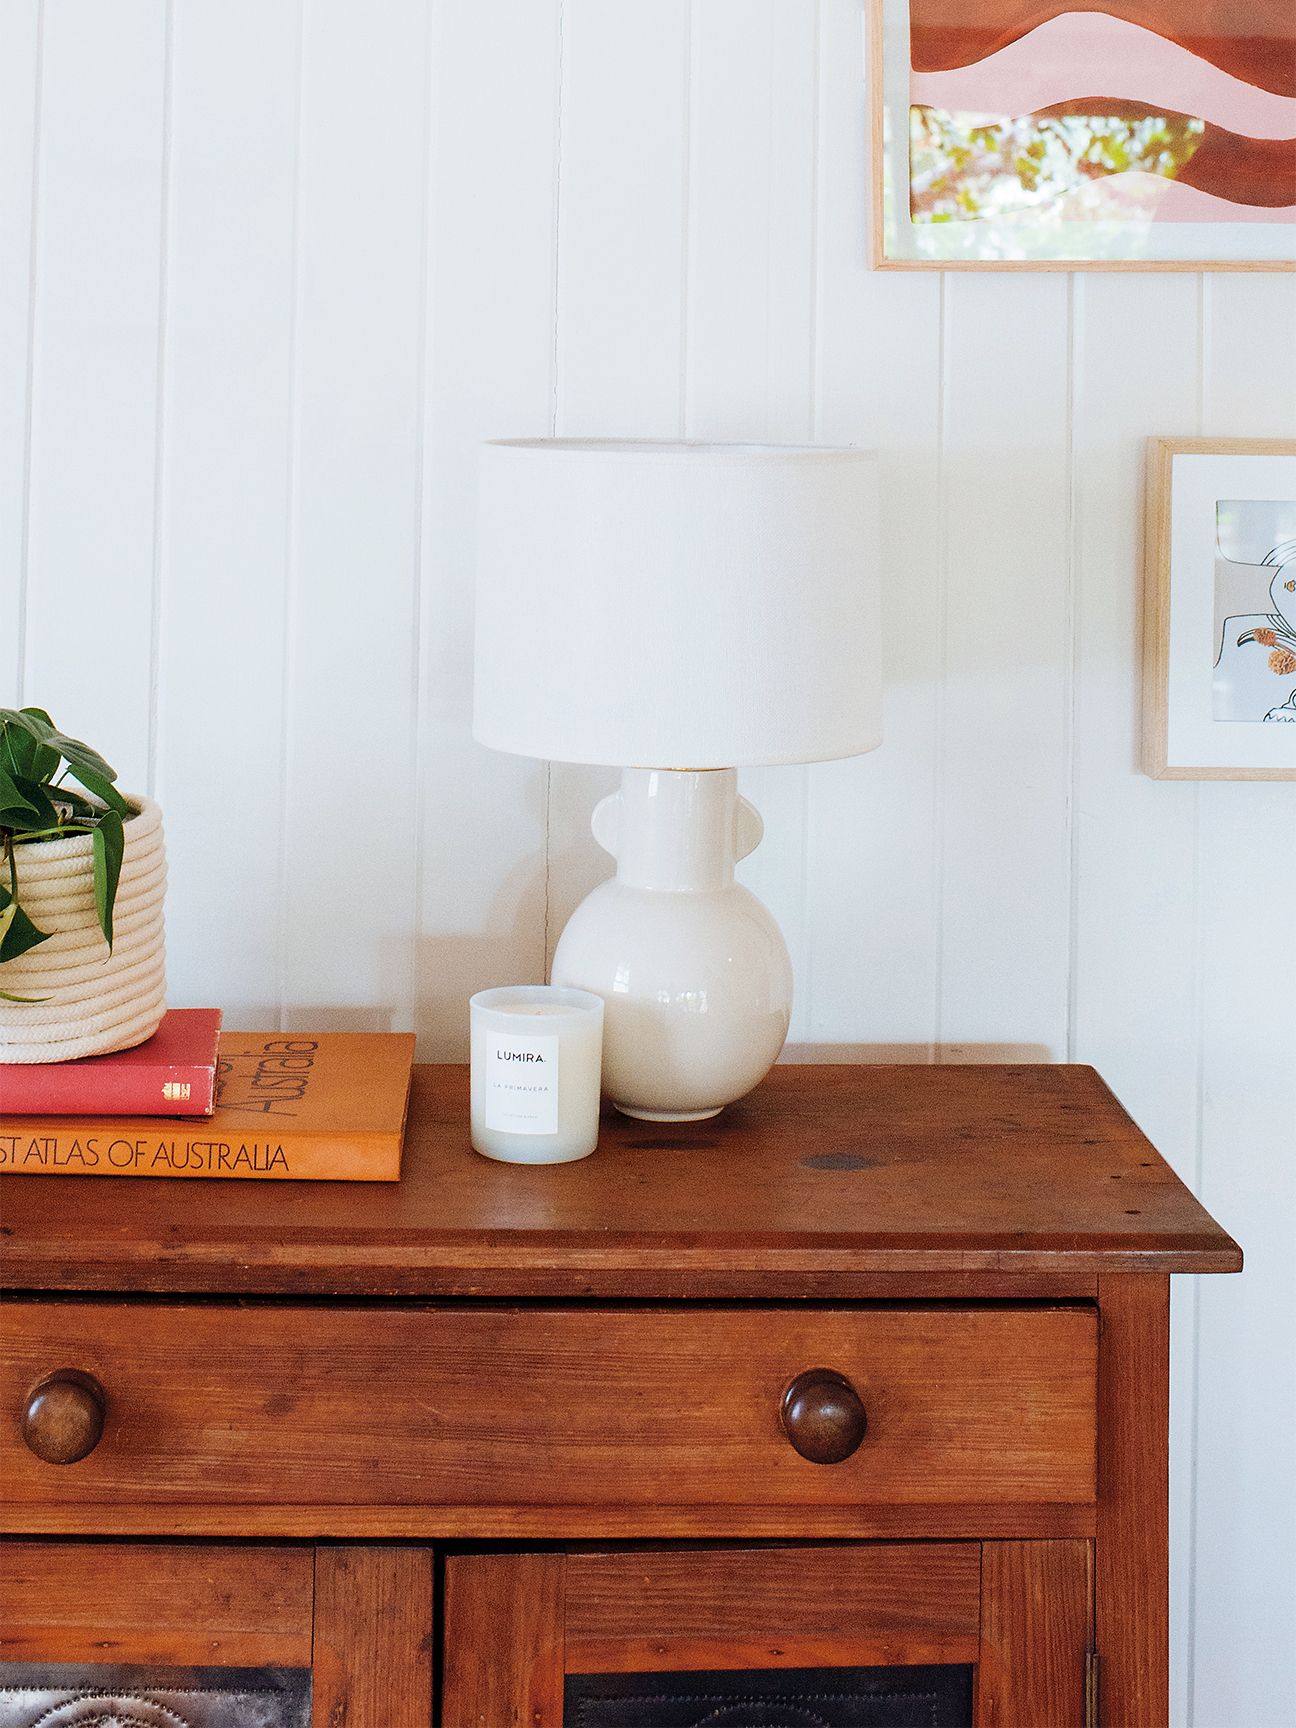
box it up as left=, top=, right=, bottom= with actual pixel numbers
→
left=474, top=439, right=882, bottom=1121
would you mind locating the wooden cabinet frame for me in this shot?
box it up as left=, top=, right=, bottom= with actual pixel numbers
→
left=1, top=1065, right=1239, bottom=1728
left=0, top=1540, right=434, bottom=1728
left=444, top=1539, right=1093, bottom=1728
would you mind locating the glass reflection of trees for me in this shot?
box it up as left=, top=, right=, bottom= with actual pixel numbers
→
left=910, top=107, right=1206, bottom=223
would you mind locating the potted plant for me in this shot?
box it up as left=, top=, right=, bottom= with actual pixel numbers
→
left=1, top=707, right=166, bottom=1063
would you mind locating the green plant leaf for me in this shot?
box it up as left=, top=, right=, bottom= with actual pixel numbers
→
left=9, top=707, right=62, bottom=782
left=44, top=734, right=121, bottom=792
left=0, top=707, right=58, bottom=746
left=92, top=807, right=125, bottom=951
left=7, top=772, right=61, bottom=833
left=2, top=722, right=36, bottom=780
left=0, top=765, right=43, bottom=826
left=0, top=708, right=123, bottom=794
left=0, top=988, right=52, bottom=1002
left=32, top=738, right=61, bottom=781
left=0, top=894, right=52, bottom=963
left=2, top=717, right=60, bottom=784
left=69, top=761, right=132, bottom=817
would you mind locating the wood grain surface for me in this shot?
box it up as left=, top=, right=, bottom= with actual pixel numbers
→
left=0, top=1539, right=312, bottom=1667
left=1, top=1301, right=1097, bottom=1511
left=312, top=1545, right=434, bottom=1728
left=563, top=1544, right=981, bottom=1671
left=0, top=1506, right=1099, bottom=1548
left=0, top=1499, right=1098, bottom=1543
left=442, top=1551, right=565, bottom=1728
left=0, top=1065, right=1242, bottom=1297
left=975, top=1539, right=1091, bottom=1727
left=1097, top=1273, right=1171, bottom=1728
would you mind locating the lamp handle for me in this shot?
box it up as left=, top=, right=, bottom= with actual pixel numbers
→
left=591, top=788, right=763, bottom=863
left=734, top=795, right=763, bottom=862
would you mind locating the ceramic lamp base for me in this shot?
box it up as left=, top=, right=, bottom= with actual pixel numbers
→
left=549, top=768, right=793, bottom=1120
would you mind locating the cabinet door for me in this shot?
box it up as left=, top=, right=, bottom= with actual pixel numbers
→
left=442, top=1542, right=1092, bottom=1728
left=0, top=1540, right=433, bottom=1728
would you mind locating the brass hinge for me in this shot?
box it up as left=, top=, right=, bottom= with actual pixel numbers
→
left=1085, top=1649, right=1100, bottom=1728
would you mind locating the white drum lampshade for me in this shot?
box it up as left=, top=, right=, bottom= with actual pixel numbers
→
left=474, top=440, right=882, bottom=1120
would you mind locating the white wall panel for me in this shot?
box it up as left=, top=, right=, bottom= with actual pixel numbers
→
left=1193, top=784, right=1296, bottom=1728
left=153, top=0, right=301, bottom=1027
left=278, top=0, right=429, bottom=1030
left=803, top=0, right=942, bottom=1055
left=21, top=0, right=168, bottom=788
left=417, top=0, right=563, bottom=1056
left=1190, top=277, right=1296, bottom=1728
left=555, top=0, right=692, bottom=436
left=686, top=0, right=817, bottom=444
left=936, top=274, right=1071, bottom=1059
left=0, top=0, right=40, bottom=703
left=1070, top=273, right=1203, bottom=1166
left=1205, top=274, right=1296, bottom=436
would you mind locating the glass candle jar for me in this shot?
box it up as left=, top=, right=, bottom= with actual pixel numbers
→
left=469, top=985, right=605, bottom=1163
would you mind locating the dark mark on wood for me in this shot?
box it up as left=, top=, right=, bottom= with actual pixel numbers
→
left=801, top=1153, right=878, bottom=1171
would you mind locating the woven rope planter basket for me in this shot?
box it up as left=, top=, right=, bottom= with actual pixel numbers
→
left=0, top=796, right=166, bottom=1063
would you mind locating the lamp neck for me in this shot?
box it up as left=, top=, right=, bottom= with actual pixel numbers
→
left=591, top=767, right=764, bottom=891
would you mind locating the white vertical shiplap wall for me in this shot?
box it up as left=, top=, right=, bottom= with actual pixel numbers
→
left=2, top=3, right=1292, bottom=1721
left=156, top=0, right=301, bottom=1027
left=1192, top=272, right=1296, bottom=1728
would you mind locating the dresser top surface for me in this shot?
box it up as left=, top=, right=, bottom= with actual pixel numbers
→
left=0, top=1063, right=1241, bottom=1296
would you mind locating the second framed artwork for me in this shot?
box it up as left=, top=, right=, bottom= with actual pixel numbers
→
left=869, top=0, right=1296, bottom=270
left=1143, top=438, right=1296, bottom=781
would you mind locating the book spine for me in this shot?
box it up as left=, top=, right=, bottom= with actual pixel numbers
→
left=0, top=1067, right=217, bottom=1116
left=0, top=1127, right=400, bottom=1181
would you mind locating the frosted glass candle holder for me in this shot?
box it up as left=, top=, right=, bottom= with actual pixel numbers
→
left=469, top=986, right=605, bottom=1164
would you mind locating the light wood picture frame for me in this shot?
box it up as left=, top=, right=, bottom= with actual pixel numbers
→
left=1142, top=437, right=1296, bottom=781
left=868, top=1, right=1296, bottom=271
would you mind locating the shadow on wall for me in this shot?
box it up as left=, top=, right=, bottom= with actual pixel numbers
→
left=214, top=1005, right=399, bottom=1034
left=204, top=767, right=622, bottom=1060
left=545, top=762, right=621, bottom=977
left=778, top=1043, right=1055, bottom=1063
left=413, top=844, right=555, bottom=1061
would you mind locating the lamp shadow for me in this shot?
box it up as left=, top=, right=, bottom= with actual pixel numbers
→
left=778, top=1042, right=1056, bottom=1064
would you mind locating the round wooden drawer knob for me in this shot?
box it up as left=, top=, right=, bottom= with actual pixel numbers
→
left=781, top=1368, right=867, bottom=1464
left=21, top=1371, right=106, bottom=1465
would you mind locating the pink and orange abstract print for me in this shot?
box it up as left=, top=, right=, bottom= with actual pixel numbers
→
left=908, top=3, right=1295, bottom=229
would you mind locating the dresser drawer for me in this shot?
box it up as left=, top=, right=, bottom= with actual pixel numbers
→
left=2, top=1301, right=1096, bottom=1508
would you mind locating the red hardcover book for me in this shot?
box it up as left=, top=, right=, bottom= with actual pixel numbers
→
left=0, top=1009, right=223, bottom=1117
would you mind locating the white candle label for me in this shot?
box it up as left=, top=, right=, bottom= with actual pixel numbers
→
left=484, top=1031, right=560, bottom=1134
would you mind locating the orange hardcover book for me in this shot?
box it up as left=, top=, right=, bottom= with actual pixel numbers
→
left=0, top=1032, right=415, bottom=1181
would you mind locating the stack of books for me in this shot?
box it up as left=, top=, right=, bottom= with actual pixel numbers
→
left=0, top=1011, right=416, bottom=1181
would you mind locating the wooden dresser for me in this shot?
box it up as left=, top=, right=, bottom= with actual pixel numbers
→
left=0, top=1064, right=1241, bottom=1727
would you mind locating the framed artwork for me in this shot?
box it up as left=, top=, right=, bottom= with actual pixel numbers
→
left=869, top=1, right=1296, bottom=270
left=1142, top=437, right=1296, bottom=781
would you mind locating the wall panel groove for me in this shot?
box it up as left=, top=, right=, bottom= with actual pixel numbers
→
left=145, top=0, right=177, bottom=801
left=1063, top=273, right=1082, bottom=1064
left=0, top=0, right=43, bottom=706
